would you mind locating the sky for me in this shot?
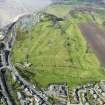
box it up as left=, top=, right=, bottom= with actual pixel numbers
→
left=0, top=0, right=52, bottom=28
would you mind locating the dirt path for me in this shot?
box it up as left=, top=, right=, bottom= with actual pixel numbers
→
left=79, top=23, right=105, bottom=67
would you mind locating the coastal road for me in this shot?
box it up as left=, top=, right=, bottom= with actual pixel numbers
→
left=79, top=23, right=105, bottom=67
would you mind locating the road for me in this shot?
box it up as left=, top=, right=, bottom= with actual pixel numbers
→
left=79, top=23, right=105, bottom=67
left=0, top=71, right=16, bottom=105
left=0, top=14, right=51, bottom=105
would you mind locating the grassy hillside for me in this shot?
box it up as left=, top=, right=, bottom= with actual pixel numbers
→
left=11, top=11, right=105, bottom=89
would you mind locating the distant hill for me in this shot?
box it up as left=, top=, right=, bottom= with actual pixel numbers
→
left=52, top=0, right=105, bottom=6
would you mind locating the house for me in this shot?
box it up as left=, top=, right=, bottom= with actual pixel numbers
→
left=46, top=83, right=68, bottom=97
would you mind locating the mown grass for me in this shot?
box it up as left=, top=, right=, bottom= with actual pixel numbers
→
left=12, top=11, right=105, bottom=89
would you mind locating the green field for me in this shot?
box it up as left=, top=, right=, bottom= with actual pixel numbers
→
left=46, top=4, right=71, bottom=17
left=12, top=6, right=105, bottom=89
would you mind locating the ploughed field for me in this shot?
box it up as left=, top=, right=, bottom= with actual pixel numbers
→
left=79, top=23, right=105, bottom=67
left=12, top=12, right=105, bottom=88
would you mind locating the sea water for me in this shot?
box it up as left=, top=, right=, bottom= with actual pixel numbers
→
left=0, top=0, right=52, bottom=28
